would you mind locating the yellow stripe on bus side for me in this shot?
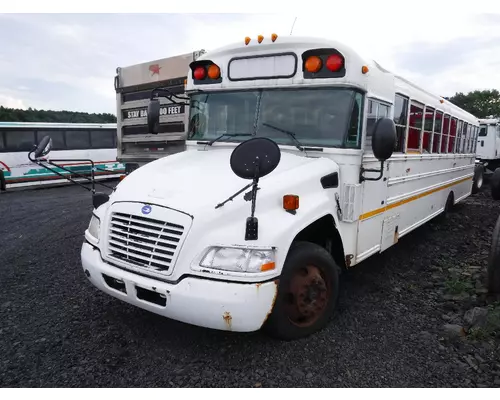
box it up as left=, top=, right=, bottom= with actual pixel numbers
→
left=359, top=176, right=472, bottom=221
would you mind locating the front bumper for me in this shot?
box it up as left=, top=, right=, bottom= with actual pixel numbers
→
left=80, top=242, right=278, bottom=332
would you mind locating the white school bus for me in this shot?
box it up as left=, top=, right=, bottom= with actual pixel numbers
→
left=70, top=34, right=483, bottom=340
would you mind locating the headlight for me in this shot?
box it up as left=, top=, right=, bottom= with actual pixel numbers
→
left=88, top=214, right=100, bottom=241
left=200, top=247, right=275, bottom=273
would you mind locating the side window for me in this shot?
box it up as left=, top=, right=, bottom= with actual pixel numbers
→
left=407, top=101, right=424, bottom=152
left=65, top=130, right=90, bottom=150
left=433, top=111, right=443, bottom=153
left=479, top=126, right=487, bottom=137
left=364, top=99, right=390, bottom=151
left=90, top=130, right=115, bottom=148
left=449, top=117, right=458, bottom=153
left=5, top=130, right=35, bottom=152
left=346, top=91, right=363, bottom=148
left=37, top=130, right=66, bottom=150
left=461, top=122, right=468, bottom=154
left=0, top=132, right=4, bottom=152
left=466, top=125, right=472, bottom=153
left=364, top=100, right=377, bottom=150
left=457, top=121, right=463, bottom=154
left=393, top=94, right=408, bottom=152
left=441, top=114, right=450, bottom=153
left=423, top=108, right=434, bottom=153
left=497, top=125, right=500, bottom=139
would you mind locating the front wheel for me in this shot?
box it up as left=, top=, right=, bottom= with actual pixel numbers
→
left=263, top=241, right=340, bottom=341
left=472, top=164, right=484, bottom=194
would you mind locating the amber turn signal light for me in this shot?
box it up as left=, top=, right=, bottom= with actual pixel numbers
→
left=304, top=56, right=322, bottom=73
left=283, top=194, right=299, bottom=211
left=207, top=64, right=220, bottom=79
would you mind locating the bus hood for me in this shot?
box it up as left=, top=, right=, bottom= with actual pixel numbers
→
left=111, top=147, right=338, bottom=217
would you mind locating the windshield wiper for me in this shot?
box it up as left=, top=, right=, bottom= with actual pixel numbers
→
left=197, top=133, right=253, bottom=146
left=262, top=123, right=323, bottom=152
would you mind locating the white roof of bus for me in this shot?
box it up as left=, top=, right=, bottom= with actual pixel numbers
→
left=0, top=121, right=117, bottom=129
left=200, top=35, right=480, bottom=124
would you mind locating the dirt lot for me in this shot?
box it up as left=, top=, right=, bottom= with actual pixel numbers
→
left=1, top=182, right=499, bottom=387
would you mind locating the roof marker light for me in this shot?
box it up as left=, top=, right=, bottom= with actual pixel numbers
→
left=271, top=33, right=278, bottom=42
left=245, top=36, right=251, bottom=45
left=361, top=65, right=369, bottom=74
left=257, top=35, right=264, bottom=43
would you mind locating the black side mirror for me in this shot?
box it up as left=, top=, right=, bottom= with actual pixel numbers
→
left=372, top=117, right=397, bottom=161
left=147, top=98, right=161, bottom=134
left=360, top=118, right=396, bottom=182
left=34, top=136, right=52, bottom=159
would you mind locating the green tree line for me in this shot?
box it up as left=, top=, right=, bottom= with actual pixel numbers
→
left=0, top=106, right=116, bottom=123
left=447, top=89, right=500, bottom=119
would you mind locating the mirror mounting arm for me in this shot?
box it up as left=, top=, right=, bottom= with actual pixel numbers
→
left=150, top=87, right=189, bottom=105
left=359, top=160, right=385, bottom=183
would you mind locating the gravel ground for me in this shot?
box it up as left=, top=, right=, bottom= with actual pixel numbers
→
left=1, top=181, right=500, bottom=388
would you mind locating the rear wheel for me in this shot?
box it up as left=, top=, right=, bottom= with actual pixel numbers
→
left=438, top=191, right=454, bottom=221
left=263, top=241, right=340, bottom=341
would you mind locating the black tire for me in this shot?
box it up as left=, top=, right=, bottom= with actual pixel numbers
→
left=0, top=169, right=5, bottom=191
left=472, top=164, right=484, bottom=194
left=263, top=241, right=340, bottom=341
left=487, top=214, right=500, bottom=294
left=491, top=168, right=500, bottom=200
left=438, top=191, right=454, bottom=221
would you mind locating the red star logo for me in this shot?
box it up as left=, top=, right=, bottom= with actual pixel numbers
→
left=149, top=64, right=161, bottom=76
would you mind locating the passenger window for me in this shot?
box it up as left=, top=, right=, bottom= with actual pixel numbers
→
left=66, top=130, right=90, bottom=150
left=0, top=132, right=4, bottom=151
left=5, top=130, right=35, bottom=152
left=393, top=94, right=408, bottom=152
left=407, top=101, right=424, bottom=152
left=433, top=111, right=443, bottom=153
left=423, top=108, right=434, bottom=153
left=90, top=130, right=115, bottom=148
left=449, top=118, right=458, bottom=153
left=364, top=99, right=390, bottom=151
left=37, top=130, right=65, bottom=150
left=441, top=114, right=450, bottom=153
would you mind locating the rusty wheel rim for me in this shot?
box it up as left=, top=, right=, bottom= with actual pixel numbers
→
left=285, top=265, right=331, bottom=327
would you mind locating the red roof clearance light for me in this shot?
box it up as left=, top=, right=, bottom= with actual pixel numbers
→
left=325, top=54, right=343, bottom=72
left=193, top=66, right=206, bottom=80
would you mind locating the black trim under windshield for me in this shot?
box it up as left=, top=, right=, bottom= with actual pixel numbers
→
left=186, top=87, right=364, bottom=149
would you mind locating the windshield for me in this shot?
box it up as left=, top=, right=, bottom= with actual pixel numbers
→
left=187, top=88, right=363, bottom=149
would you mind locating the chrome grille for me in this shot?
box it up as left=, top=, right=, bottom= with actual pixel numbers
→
left=107, top=212, right=184, bottom=272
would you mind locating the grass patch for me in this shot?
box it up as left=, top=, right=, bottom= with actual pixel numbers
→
left=467, top=303, right=500, bottom=341
left=445, top=278, right=474, bottom=294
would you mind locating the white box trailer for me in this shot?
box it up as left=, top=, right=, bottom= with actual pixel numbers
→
left=114, top=49, right=206, bottom=174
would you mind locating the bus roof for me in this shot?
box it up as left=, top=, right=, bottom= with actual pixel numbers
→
left=0, top=121, right=117, bottom=129
left=192, top=35, right=479, bottom=124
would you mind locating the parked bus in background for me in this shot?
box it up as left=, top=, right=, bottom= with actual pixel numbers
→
left=114, top=49, right=206, bottom=176
left=74, top=34, right=483, bottom=340
left=0, top=122, right=124, bottom=191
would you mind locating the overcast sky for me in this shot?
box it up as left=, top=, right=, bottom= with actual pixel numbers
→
left=0, top=10, right=499, bottom=114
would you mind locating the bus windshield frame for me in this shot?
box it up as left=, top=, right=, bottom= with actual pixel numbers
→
left=186, top=87, right=364, bottom=149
